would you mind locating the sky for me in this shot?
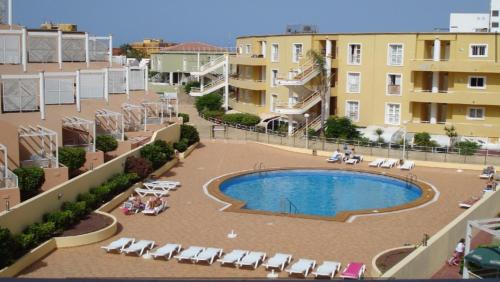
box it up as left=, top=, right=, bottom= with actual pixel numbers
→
left=13, top=0, right=490, bottom=47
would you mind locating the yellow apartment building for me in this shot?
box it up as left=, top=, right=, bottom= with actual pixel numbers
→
left=227, top=32, right=500, bottom=143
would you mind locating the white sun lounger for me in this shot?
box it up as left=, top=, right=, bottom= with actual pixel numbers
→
left=262, top=253, right=293, bottom=271
left=143, top=182, right=177, bottom=191
left=217, top=249, right=249, bottom=265
left=192, top=247, right=223, bottom=264
left=134, top=188, right=168, bottom=197
left=142, top=200, right=167, bottom=215
left=146, top=180, right=181, bottom=187
left=345, top=158, right=359, bottom=165
left=121, top=240, right=155, bottom=256
left=369, top=158, right=385, bottom=167
left=479, top=167, right=495, bottom=179
left=381, top=159, right=397, bottom=168
left=312, top=261, right=342, bottom=278
left=101, top=237, right=135, bottom=253
left=149, top=243, right=182, bottom=260
left=286, top=259, right=316, bottom=277
left=174, top=246, right=204, bottom=261
left=400, top=160, right=415, bottom=170
left=236, top=251, right=266, bottom=269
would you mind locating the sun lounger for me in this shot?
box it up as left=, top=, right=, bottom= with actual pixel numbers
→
left=312, top=261, right=342, bottom=278
left=192, top=247, right=223, bottom=264
left=285, top=259, right=316, bottom=277
left=340, top=262, right=366, bottom=279
left=121, top=240, right=155, bottom=256
left=369, top=158, right=385, bottom=167
left=400, top=160, right=415, bottom=170
left=149, top=243, right=182, bottom=260
left=479, top=166, right=495, bottom=179
left=345, top=158, right=359, bottom=165
left=236, top=251, right=266, bottom=269
left=142, top=200, right=167, bottom=215
left=327, top=153, right=342, bottom=163
left=143, top=182, right=177, bottom=191
left=101, top=237, right=135, bottom=253
left=134, top=188, right=168, bottom=197
left=146, top=180, right=181, bottom=187
left=381, top=159, right=397, bottom=168
left=174, top=246, right=204, bottom=261
left=262, top=253, right=293, bottom=271
left=217, top=249, right=249, bottom=265
left=459, top=196, right=481, bottom=209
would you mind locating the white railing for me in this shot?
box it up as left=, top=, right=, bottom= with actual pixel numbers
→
left=275, top=90, right=321, bottom=110
left=292, top=115, right=321, bottom=136
left=276, top=59, right=320, bottom=82
left=197, top=55, right=226, bottom=72
left=229, top=76, right=265, bottom=83
left=190, top=77, right=225, bottom=93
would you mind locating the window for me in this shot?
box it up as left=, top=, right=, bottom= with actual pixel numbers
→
left=348, top=44, right=361, bottom=64
left=292, top=43, right=303, bottom=63
left=469, top=44, right=488, bottom=57
left=345, top=101, right=360, bottom=121
left=467, top=107, right=485, bottom=120
left=245, top=44, right=251, bottom=55
left=468, top=76, right=486, bottom=89
left=493, top=22, right=499, bottom=28
left=387, top=74, right=402, bottom=95
left=271, top=69, right=278, bottom=87
left=271, top=44, right=279, bottom=62
left=388, top=44, right=404, bottom=66
left=492, top=10, right=499, bottom=17
left=238, top=45, right=243, bottom=54
left=346, top=72, right=361, bottom=93
left=385, top=103, right=401, bottom=125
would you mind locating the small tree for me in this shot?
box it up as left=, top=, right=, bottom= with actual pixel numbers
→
left=125, top=156, right=153, bottom=179
left=374, top=128, right=385, bottom=143
left=14, top=167, right=45, bottom=201
left=444, top=125, right=458, bottom=147
left=96, top=135, right=118, bottom=153
left=140, top=141, right=174, bottom=169
left=456, top=140, right=481, bottom=156
left=195, top=92, right=223, bottom=113
left=324, top=117, right=360, bottom=139
left=413, top=132, right=439, bottom=148
left=180, top=124, right=200, bottom=146
left=306, top=49, right=328, bottom=137
left=178, top=113, right=190, bottom=123
left=58, top=147, right=86, bottom=172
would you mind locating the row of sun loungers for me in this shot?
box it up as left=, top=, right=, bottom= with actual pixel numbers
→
left=134, top=180, right=180, bottom=197
left=101, top=238, right=366, bottom=279
left=368, top=158, right=415, bottom=170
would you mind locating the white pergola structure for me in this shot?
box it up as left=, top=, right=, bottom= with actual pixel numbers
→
left=0, top=143, right=18, bottom=189
left=162, top=92, right=179, bottom=120
left=95, top=109, right=124, bottom=141
left=141, top=100, right=167, bottom=131
left=121, top=103, right=145, bottom=132
left=18, top=125, right=59, bottom=168
left=62, top=116, right=96, bottom=152
left=463, top=217, right=500, bottom=279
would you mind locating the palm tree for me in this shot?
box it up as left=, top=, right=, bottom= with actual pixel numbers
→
left=306, top=49, right=328, bottom=137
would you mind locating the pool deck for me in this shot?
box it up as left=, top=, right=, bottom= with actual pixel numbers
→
left=18, top=139, right=486, bottom=279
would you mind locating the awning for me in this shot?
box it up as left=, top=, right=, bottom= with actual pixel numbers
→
left=465, top=246, right=500, bottom=270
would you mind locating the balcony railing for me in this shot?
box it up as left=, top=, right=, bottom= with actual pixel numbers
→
left=275, top=90, right=321, bottom=110
left=387, top=85, right=401, bottom=95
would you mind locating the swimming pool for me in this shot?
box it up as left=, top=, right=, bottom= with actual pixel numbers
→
left=217, top=169, right=425, bottom=219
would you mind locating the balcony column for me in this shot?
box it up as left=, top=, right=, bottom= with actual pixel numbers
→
left=223, top=54, right=229, bottom=111
left=57, top=30, right=63, bottom=70
left=169, top=72, right=174, bottom=85
left=432, top=72, right=439, bottom=93
left=201, top=76, right=204, bottom=92
left=196, top=52, right=200, bottom=82
left=430, top=103, right=438, bottom=124
left=287, top=115, right=294, bottom=135
left=433, top=38, right=441, bottom=61
left=325, top=39, right=332, bottom=119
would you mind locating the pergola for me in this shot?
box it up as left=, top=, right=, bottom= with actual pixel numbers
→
left=162, top=92, right=179, bottom=119
left=18, top=125, right=59, bottom=168
left=62, top=116, right=96, bottom=152
left=463, top=217, right=500, bottom=279
left=141, top=100, right=167, bottom=131
left=95, top=109, right=124, bottom=141
left=0, top=144, right=17, bottom=189
left=121, top=103, right=145, bottom=132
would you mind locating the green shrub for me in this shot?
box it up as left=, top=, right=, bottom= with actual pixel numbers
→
left=14, top=167, right=45, bottom=201
left=174, top=138, right=189, bottom=152
left=14, top=232, right=35, bottom=252
left=307, top=128, right=318, bottom=138
left=413, top=132, right=439, bottom=148
left=43, top=210, right=75, bottom=232
left=178, top=113, right=190, bottom=123
left=195, top=92, right=222, bottom=112
left=24, top=222, right=56, bottom=246
left=61, top=201, right=88, bottom=220
left=202, top=109, right=225, bottom=119
left=140, top=140, right=174, bottom=169
left=0, top=228, right=20, bottom=269
left=180, top=124, right=200, bottom=146
left=96, top=135, right=118, bottom=153
left=325, top=117, right=360, bottom=139
left=125, top=156, right=152, bottom=179
left=456, top=140, right=481, bottom=156
left=90, top=185, right=112, bottom=205
left=58, top=147, right=86, bottom=171
left=222, top=113, right=260, bottom=126
left=77, top=192, right=97, bottom=211
left=184, top=81, right=200, bottom=94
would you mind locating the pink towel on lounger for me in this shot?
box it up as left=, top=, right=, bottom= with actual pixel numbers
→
left=341, top=262, right=364, bottom=279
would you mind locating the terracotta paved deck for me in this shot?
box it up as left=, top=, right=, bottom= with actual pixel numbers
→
left=19, top=140, right=486, bottom=279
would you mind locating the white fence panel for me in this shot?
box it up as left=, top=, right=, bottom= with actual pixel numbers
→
left=89, top=38, right=108, bottom=61
left=80, top=73, right=104, bottom=99
left=0, top=0, right=8, bottom=24
left=0, top=34, right=20, bottom=64
left=108, top=69, right=126, bottom=93
left=129, top=68, right=145, bottom=90
left=45, top=78, right=74, bottom=104
left=62, top=37, right=85, bottom=62
left=2, top=79, right=38, bottom=112
left=28, top=35, right=58, bottom=63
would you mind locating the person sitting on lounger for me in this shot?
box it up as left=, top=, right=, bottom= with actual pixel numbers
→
left=329, top=150, right=342, bottom=162
left=146, top=196, right=161, bottom=209
left=484, top=180, right=497, bottom=192
left=132, top=195, right=144, bottom=210
left=343, top=148, right=352, bottom=162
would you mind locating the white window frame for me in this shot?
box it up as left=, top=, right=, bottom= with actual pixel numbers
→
left=387, top=43, right=404, bottom=66
left=386, top=73, right=403, bottom=96
left=270, top=69, right=278, bottom=87
left=292, top=43, right=303, bottom=63
left=238, top=45, right=243, bottom=55
left=347, top=43, right=362, bottom=65
left=245, top=44, right=251, bottom=55
left=385, top=103, right=401, bottom=125
left=270, top=94, right=278, bottom=112
left=468, top=76, right=487, bottom=89
left=345, top=100, right=360, bottom=122
left=271, top=43, right=279, bottom=62
left=466, top=106, right=485, bottom=120
left=469, top=44, right=488, bottom=57
left=346, top=72, right=361, bottom=93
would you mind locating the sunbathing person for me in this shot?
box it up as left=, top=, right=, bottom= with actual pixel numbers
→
left=329, top=150, right=342, bottom=162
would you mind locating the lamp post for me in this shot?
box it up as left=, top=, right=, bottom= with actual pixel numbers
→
left=304, top=113, right=310, bottom=149
left=402, top=120, right=409, bottom=161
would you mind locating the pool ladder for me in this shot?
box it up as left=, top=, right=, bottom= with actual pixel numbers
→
left=406, top=173, right=417, bottom=183
left=280, top=197, right=299, bottom=215
left=253, top=162, right=265, bottom=170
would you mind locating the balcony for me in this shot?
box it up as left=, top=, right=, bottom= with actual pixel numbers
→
left=230, top=54, right=266, bottom=66
left=229, top=77, right=266, bottom=91
left=408, top=89, right=500, bottom=106
left=228, top=98, right=267, bottom=115
left=409, top=59, right=500, bottom=73
left=387, top=85, right=401, bottom=95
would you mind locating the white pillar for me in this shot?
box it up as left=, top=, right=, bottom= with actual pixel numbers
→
left=57, top=30, right=63, bottom=69
left=92, top=123, right=96, bottom=152
left=85, top=33, right=90, bottom=68
left=76, top=70, right=81, bottom=112
left=430, top=103, right=438, bottom=124
left=39, top=72, right=45, bottom=120
left=8, top=0, right=12, bottom=26
left=21, top=28, right=27, bottom=72
left=54, top=134, right=59, bottom=167
left=432, top=72, right=439, bottom=93
left=104, top=68, right=109, bottom=104
left=196, top=52, right=200, bottom=82
left=261, top=41, right=267, bottom=58
left=201, top=76, right=205, bottom=92
left=169, top=72, right=174, bottom=85
left=144, top=67, right=149, bottom=92
left=433, top=38, right=441, bottom=61
left=463, top=221, right=473, bottom=279
left=287, top=115, right=294, bottom=135
left=125, top=66, right=130, bottom=100
left=325, top=39, right=332, bottom=118
left=223, top=54, right=229, bottom=111
left=108, top=35, right=113, bottom=67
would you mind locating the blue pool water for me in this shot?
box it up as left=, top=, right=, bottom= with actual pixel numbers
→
left=219, top=170, right=422, bottom=217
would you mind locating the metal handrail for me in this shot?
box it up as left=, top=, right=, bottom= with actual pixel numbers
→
left=292, top=115, right=321, bottom=136
left=198, top=55, right=226, bottom=72
left=190, top=77, right=225, bottom=93
left=275, top=90, right=321, bottom=109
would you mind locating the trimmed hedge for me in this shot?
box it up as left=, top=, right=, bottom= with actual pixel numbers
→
left=202, top=109, right=224, bottom=119
left=14, top=167, right=45, bottom=201
left=58, top=147, right=86, bottom=171
left=174, top=138, right=189, bottom=153
left=195, top=92, right=222, bottom=113
left=96, top=135, right=118, bottom=153
left=221, top=113, right=260, bottom=126
left=140, top=140, right=174, bottom=169
left=180, top=124, right=200, bottom=146
left=125, top=156, right=153, bottom=179
left=178, top=113, right=189, bottom=123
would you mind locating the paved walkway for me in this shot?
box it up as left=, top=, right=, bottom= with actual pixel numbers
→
left=19, top=139, right=486, bottom=278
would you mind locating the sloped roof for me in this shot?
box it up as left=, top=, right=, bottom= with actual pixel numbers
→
left=160, top=42, right=227, bottom=52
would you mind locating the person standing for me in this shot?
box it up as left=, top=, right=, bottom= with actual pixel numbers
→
left=447, top=238, right=465, bottom=266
